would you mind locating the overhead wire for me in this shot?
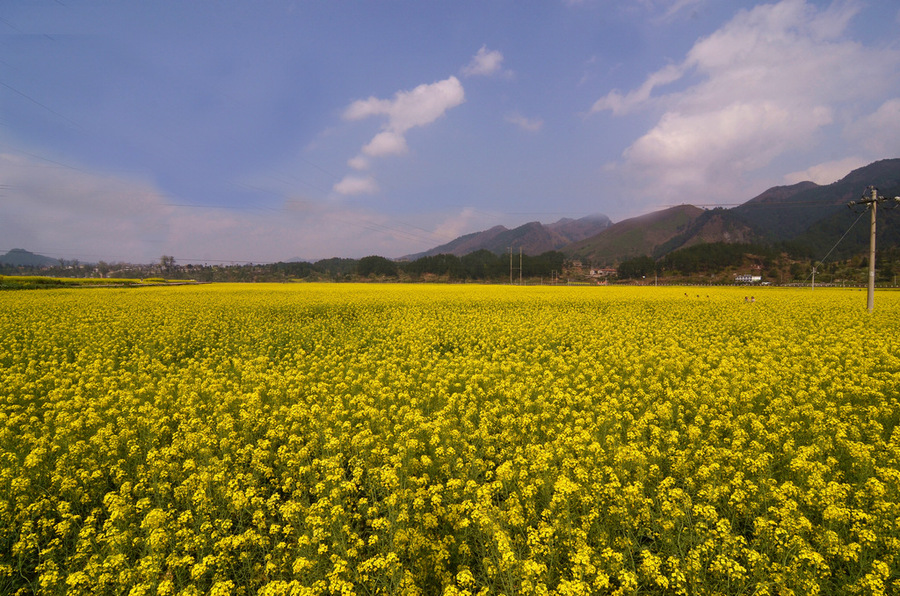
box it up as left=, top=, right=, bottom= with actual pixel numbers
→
left=0, top=80, right=84, bottom=131
left=802, top=208, right=868, bottom=283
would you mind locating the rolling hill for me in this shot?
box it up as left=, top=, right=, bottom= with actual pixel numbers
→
left=0, top=248, right=58, bottom=267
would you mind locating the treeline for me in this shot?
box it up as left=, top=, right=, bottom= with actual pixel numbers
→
left=1, top=251, right=567, bottom=283
left=617, top=243, right=778, bottom=279
left=8, top=243, right=898, bottom=285
left=353, top=250, right=565, bottom=281
left=402, top=250, right=565, bottom=281
left=616, top=241, right=900, bottom=284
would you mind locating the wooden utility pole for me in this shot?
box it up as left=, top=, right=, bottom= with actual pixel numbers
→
left=509, top=246, right=523, bottom=285
left=519, top=248, right=523, bottom=286
left=848, top=186, right=900, bottom=313
left=867, top=188, right=877, bottom=313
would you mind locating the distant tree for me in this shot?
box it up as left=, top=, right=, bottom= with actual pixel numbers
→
left=617, top=255, right=656, bottom=279
left=272, top=261, right=316, bottom=279
left=524, top=251, right=566, bottom=278
left=404, top=254, right=465, bottom=279
left=314, top=258, right=358, bottom=278
left=461, top=250, right=504, bottom=279
left=357, top=255, right=398, bottom=278
left=160, top=255, right=176, bottom=273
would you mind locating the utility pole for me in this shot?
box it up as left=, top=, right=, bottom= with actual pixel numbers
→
left=867, top=188, right=876, bottom=312
left=848, top=186, right=900, bottom=313
left=509, top=246, right=523, bottom=285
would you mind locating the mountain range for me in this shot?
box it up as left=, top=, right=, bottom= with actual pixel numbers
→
left=401, top=214, right=613, bottom=261
left=412, top=158, right=900, bottom=265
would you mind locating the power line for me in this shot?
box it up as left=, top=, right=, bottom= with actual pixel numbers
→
left=803, top=208, right=866, bottom=286
left=818, top=210, right=867, bottom=266
left=0, top=80, right=84, bottom=131
left=0, top=144, right=94, bottom=173
left=664, top=200, right=849, bottom=209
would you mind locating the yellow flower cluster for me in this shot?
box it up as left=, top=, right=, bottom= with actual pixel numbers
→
left=1, top=284, right=899, bottom=595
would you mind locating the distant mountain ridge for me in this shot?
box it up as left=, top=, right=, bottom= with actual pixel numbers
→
left=570, top=158, right=900, bottom=264
left=401, top=214, right=612, bottom=260
left=411, top=158, right=900, bottom=265
left=732, top=160, right=900, bottom=241
left=564, top=205, right=717, bottom=264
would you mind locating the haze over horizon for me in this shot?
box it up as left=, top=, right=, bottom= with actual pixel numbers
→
left=2, top=1, right=900, bottom=264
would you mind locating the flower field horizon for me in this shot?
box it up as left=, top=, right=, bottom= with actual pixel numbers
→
left=2, top=284, right=899, bottom=595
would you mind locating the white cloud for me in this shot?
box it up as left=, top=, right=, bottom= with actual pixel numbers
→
left=344, top=76, right=465, bottom=135
left=662, top=0, right=702, bottom=19
left=462, top=45, right=506, bottom=77
left=333, top=175, right=378, bottom=195
left=593, top=0, right=900, bottom=205
left=591, top=63, right=683, bottom=115
left=337, top=76, right=465, bottom=195
left=505, top=112, right=544, bottom=132
left=597, top=0, right=705, bottom=21
left=362, top=130, right=409, bottom=157
left=845, top=98, right=900, bottom=157
left=347, top=155, right=369, bottom=170
left=783, top=157, right=867, bottom=185
left=343, top=96, right=390, bottom=121
left=431, top=207, right=478, bottom=242
left=624, top=102, right=833, bottom=179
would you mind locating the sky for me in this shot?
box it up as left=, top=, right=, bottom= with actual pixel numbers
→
left=2, top=0, right=900, bottom=264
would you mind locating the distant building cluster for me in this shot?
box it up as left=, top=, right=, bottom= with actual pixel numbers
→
left=589, top=267, right=618, bottom=277
left=735, top=274, right=762, bottom=284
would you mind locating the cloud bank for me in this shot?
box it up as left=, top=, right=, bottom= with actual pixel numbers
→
left=593, top=0, right=900, bottom=206
left=0, top=153, right=460, bottom=263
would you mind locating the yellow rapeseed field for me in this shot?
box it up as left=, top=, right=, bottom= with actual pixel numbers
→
left=1, top=284, right=899, bottom=595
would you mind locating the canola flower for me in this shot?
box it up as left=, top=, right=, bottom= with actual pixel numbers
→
left=1, top=284, right=899, bottom=595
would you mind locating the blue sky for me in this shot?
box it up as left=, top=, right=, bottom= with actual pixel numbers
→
left=2, top=0, right=899, bottom=263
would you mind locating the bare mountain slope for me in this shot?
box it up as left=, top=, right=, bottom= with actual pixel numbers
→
left=563, top=205, right=704, bottom=264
